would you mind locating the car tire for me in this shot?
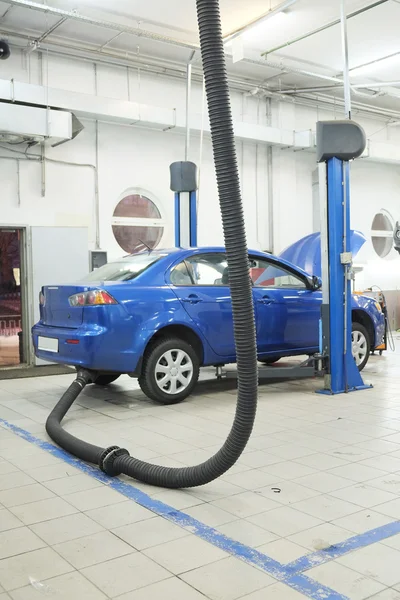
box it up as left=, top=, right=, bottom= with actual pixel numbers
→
left=260, top=358, right=281, bottom=366
left=352, top=322, right=370, bottom=372
left=139, top=337, right=200, bottom=404
left=93, top=374, right=121, bottom=386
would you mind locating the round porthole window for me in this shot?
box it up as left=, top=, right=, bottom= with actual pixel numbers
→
left=112, top=193, right=164, bottom=254
left=371, top=210, right=394, bottom=258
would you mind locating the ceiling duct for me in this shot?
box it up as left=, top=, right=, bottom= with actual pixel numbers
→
left=52, top=112, right=84, bottom=147
left=0, top=102, right=84, bottom=146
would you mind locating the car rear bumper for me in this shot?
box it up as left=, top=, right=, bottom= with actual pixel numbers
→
left=32, top=322, right=141, bottom=374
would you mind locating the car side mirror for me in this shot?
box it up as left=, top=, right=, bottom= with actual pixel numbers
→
left=311, top=275, right=322, bottom=290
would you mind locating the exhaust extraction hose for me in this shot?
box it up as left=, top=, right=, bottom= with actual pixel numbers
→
left=45, top=0, right=258, bottom=489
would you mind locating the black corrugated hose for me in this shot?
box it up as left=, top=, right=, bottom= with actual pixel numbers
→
left=45, top=0, right=259, bottom=489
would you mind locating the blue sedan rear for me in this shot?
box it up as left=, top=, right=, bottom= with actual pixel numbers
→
left=32, top=247, right=385, bottom=404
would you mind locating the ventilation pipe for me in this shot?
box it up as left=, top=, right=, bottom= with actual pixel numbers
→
left=45, top=0, right=259, bottom=489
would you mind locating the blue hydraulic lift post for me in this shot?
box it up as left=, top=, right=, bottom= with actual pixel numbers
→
left=318, top=155, right=370, bottom=394
left=317, top=119, right=370, bottom=394
left=174, top=190, right=197, bottom=247
left=170, top=161, right=198, bottom=248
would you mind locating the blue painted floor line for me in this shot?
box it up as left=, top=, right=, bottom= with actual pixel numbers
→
left=285, top=520, right=400, bottom=574
left=0, top=418, right=359, bottom=600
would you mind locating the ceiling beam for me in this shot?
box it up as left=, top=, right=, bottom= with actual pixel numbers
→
left=2, top=0, right=197, bottom=50
left=36, top=16, right=68, bottom=44
left=223, top=0, right=297, bottom=43
left=262, top=0, right=389, bottom=56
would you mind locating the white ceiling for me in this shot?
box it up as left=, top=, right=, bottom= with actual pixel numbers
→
left=0, top=0, right=399, bottom=118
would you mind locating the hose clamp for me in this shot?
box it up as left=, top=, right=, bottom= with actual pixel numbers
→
left=99, top=446, right=130, bottom=477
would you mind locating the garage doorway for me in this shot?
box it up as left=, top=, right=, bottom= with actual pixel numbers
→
left=0, top=228, right=25, bottom=367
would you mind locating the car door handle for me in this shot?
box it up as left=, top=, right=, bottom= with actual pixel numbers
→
left=182, top=294, right=203, bottom=304
left=257, top=296, right=276, bottom=305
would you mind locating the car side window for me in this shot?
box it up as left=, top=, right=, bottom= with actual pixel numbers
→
left=249, top=257, right=307, bottom=289
left=170, top=261, right=194, bottom=286
left=170, top=254, right=228, bottom=286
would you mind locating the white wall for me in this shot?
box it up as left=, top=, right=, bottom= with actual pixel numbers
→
left=271, top=101, right=400, bottom=291
left=0, top=50, right=270, bottom=261
left=1, top=49, right=400, bottom=289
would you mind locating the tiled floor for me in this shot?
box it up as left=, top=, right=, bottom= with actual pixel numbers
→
left=0, top=345, right=400, bottom=598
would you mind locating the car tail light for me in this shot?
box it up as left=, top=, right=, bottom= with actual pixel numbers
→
left=68, top=290, right=117, bottom=307
left=39, top=291, right=45, bottom=306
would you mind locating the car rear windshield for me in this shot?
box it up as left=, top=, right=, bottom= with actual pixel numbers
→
left=83, top=254, right=165, bottom=282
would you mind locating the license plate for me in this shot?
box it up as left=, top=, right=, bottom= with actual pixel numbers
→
left=38, top=336, right=59, bottom=353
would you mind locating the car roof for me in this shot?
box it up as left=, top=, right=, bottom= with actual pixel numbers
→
left=123, top=246, right=313, bottom=279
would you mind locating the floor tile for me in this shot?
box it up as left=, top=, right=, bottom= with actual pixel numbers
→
left=113, top=576, right=207, bottom=600
left=0, top=547, right=74, bottom=592
left=257, top=480, right=320, bottom=505
left=8, top=453, right=61, bottom=471
left=333, top=509, right=395, bottom=533
left=261, top=460, right=317, bottom=481
left=9, top=497, right=77, bottom=525
left=359, top=454, right=400, bottom=473
left=53, top=530, right=135, bottom=569
left=0, top=509, right=23, bottom=533
left=218, top=519, right=278, bottom=547
left=112, top=516, right=188, bottom=550
left=365, top=590, right=400, bottom=600
left=151, top=489, right=204, bottom=510
left=293, top=494, right=360, bottom=521
left=328, top=446, right=377, bottom=462
left=184, top=503, right=237, bottom=526
left=143, top=535, right=228, bottom=574
left=3, top=354, right=400, bottom=600
left=0, top=472, right=35, bottom=492
left=240, top=582, right=310, bottom=599
left=212, top=491, right=280, bottom=518
left=288, top=522, right=354, bottom=551
left=85, top=501, right=154, bottom=529
left=8, top=571, right=107, bottom=599
left=30, top=512, right=104, bottom=545
left=375, top=498, right=400, bottom=519
left=27, top=463, right=81, bottom=483
left=381, top=532, right=400, bottom=551
left=0, top=527, right=45, bottom=560
left=238, top=451, right=284, bottom=469
left=338, top=541, right=400, bottom=585
left=247, top=505, right=323, bottom=537
left=295, top=453, right=350, bottom=471
left=82, top=552, right=171, bottom=598
left=368, top=473, right=400, bottom=494
left=187, top=480, right=245, bottom=502
left=330, top=483, right=398, bottom=508
left=355, top=439, right=400, bottom=453
left=62, top=487, right=126, bottom=511
left=43, top=474, right=103, bottom=496
left=307, top=561, right=385, bottom=599
left=181, top=556, right=275, bottom=600
left=222, top=469, right=277, bottom=490
left=0, top=484, right=55, bottom=508
left=328, top=463, right=388, bottom=483
left=269, top=445, right=315, bottom=461
left=257, top=538, right=307, bottom=563
left=0, top=461, right=18, bottom=476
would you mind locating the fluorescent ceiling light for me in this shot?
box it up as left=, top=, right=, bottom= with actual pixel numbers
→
left=350, top=52, right=400, bottom=78
left=223, top=0, right=297, bottom=44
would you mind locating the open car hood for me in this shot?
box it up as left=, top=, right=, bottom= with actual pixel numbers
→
left=278, top=230, right=366, bottom=277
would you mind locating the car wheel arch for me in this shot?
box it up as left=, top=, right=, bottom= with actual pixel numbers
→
left=143, top=324, right=205, bottom=367
left=352, top=309, right=375, bottom=347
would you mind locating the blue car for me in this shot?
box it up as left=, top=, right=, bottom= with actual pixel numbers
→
left=32, top=247, right=385, bottom=404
